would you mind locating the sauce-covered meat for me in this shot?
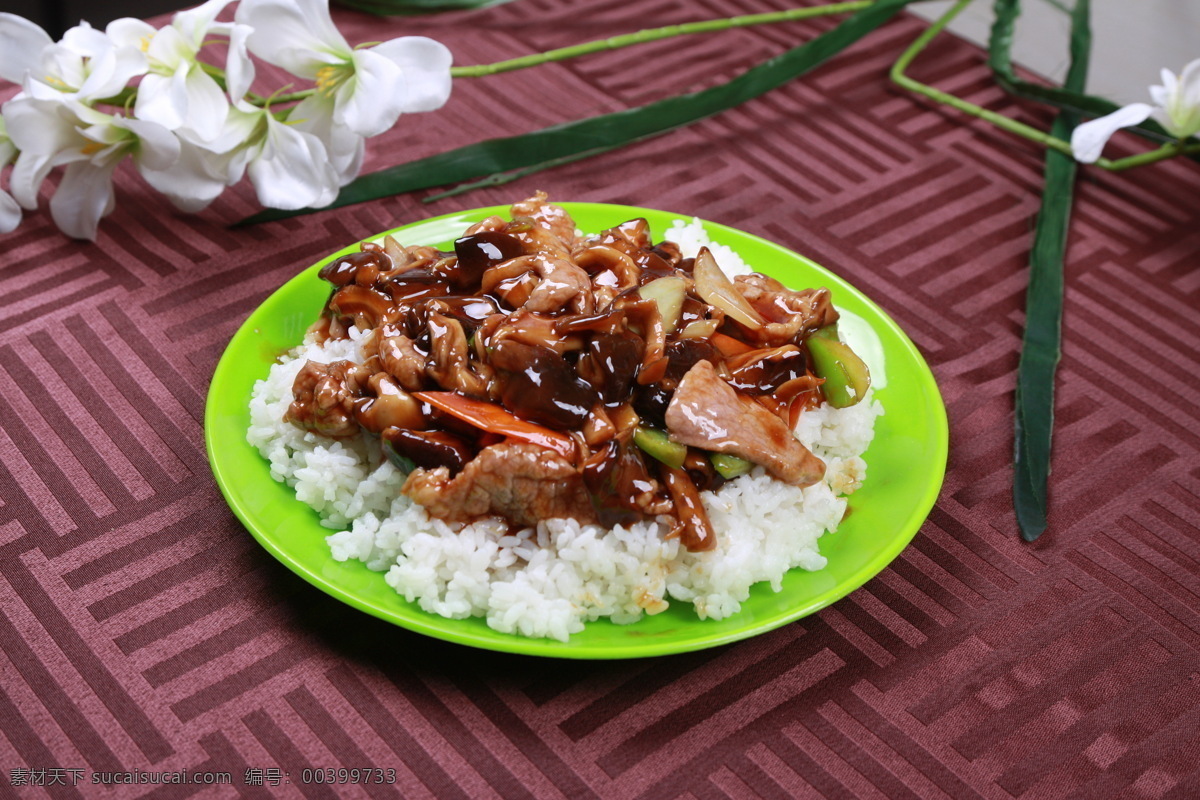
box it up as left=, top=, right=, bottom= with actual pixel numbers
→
left=402, top=442, right=595, bottom=527
left=284, top=193, right=870, bottom=550
left=665, top=360, right=825, bottom=486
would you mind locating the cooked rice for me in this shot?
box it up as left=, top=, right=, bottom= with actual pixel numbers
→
left=246, top=221, right=883, bottom=641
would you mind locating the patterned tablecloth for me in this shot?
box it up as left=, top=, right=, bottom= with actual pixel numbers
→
left=3, top=1, right=1199, bottom=797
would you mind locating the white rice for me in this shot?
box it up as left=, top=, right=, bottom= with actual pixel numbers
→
left=246, top=221, right=883, bottom=641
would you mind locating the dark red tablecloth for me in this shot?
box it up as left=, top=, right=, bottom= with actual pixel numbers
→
left=4, top=1, right=1200, bottom=797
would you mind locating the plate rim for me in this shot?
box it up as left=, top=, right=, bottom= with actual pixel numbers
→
left=205, top=202, right=949, bottom=659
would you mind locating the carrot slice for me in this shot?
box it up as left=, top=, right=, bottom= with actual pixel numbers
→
left=413, top=392, right=577, bottom=461
left=711, top=332, right=754, bottom=358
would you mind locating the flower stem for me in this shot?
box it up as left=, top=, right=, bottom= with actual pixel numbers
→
left=892, top=0, right=1198, bottom=171
left=449, top=1, right=874, bottom=78
left=1101, top=140, right=1200, bottom=170
left=239, top=3, right=873, bottom=108
left=890, top=0, right=1075, bottom=158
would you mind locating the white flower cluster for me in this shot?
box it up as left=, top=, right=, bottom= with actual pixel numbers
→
left=0, top=0, right=453, bottom=239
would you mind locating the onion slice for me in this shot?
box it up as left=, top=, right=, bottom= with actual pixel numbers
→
left=638, top=276, right=687, bottom=334
left=692, top=247, right=764, bottom=330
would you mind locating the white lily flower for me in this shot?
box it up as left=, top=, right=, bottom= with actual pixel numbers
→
left=0, top=117, right=21, bottom=234
left=138, top=106, right=260, bottom=213
left=107, top=0, right=254, bottom=142
left=2, top=95, right=178, bottom=239
left=0, top=14, right=147, bottom=101
left=1072, top=58, right=1200, bottom=163
left=0, top=12, right=51, bottom=85
left=137, top=135, right=235, bottom=213
left=244, top=110, right=341, bottom=209
left=287, top=92, right=365, bottom=185
left=235, top=0, right=453, bottom=138
left=141, top=103, right=341, bottom=212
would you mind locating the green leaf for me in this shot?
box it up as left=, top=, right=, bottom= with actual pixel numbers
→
left=333, top=0, right=515, bottom=15
left=239, top=0, right=915, bottom=226
left=987, top=0, right=1173, bottom=144
left=1012, top=0, right=1089, bottom=542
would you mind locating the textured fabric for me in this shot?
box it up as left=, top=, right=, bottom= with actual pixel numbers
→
left=3, top=1, right=1200, bottom=797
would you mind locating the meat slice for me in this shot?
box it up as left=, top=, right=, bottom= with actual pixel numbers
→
left=734, top=274, right=839, bottom=346
left=378, top=332, right=428, bottom=391
left=511, top=191, right=578, bottom=250
left=402, top=442, right=597, bottom=527
left=285, top=360, right=362, bottom=439
left=426, top=311, right=492, bottom=397
left=482, top=253, right=593, bottom=314
left=664, top=360, right=824, bottom=486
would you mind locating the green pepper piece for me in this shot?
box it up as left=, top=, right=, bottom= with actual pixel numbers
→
left=633, top=426, right=687, bottom=469
left=710, top=453, right=752, bottom=479
left=807, top=329, right=870, bottom=408
left=382, top=438, right=416, bottom=475
left=811, top=322, right=839, bottom=341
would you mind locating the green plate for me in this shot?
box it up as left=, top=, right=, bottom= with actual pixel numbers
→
left=206, top=203, right=948, bottom=659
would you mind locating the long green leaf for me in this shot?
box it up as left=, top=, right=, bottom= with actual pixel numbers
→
left=333, top=0, right=514, bottom=15
left=1012, top=0, right=1088, bottom=542
left=987, top=0, right=1172, bottom=144
left=239, top=0, right=914, bottom=226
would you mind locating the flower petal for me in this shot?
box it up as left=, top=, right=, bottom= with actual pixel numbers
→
left=1180, top=58, right=1200, bottom=110
left=121, top=116, right=181, bottom=172
left=0, top=12, right=52, bottom=84
left=172, top=0, right=235, bottom=48
left=77, top=42, right=149, bottom=100
left=289, top=94, right=364, bottom=184
left=4, top=97, right=92, bottom=207
left=39, top=43, right=86, bottom=90
left=135, top=68, right=190, bottom=131
left=334, top=48, right=405, bottom=137
left=139, top=140, right=230, bottom=212
left=247, top=117, right=339, bottom=209
left=368, top=36, right=454, bottom=113
left=9, top=150, right=57, bottom=209
left=236, top=0, right=349, bottom=78
left=192, top=104, right=262, bottom=159
left=1070, top=103, right=1153, bottom=163
left=146, top=24, right=194, bottom=70
left=223, top=23, right=257, bottom=105
left=3, top=95, right=80, bottom=157
left=0, top=116, right=15, bottom=165
left=0, top=188, right=20, bottom=234
left=49, top=160, right=119, bottom=240
left=181, top=66, right=230, bottom=142
left=106, top=18, right=156, bottom=50
left=0, top=117, right=21, bottom=231
left=1163, top=58, right=1200, bottom=138
left=60, top=21, right=110, bottom=59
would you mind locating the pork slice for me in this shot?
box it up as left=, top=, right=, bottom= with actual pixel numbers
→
left=378, top=333, right=427, bottom=391
left=285, top=360, right=360, bottom=439
left=664, top=360, right=824, bottom=486
left=402, top=442, right=597, bottom=527
left=426, top=311, right=492, bottom=397
left=511, top=191, right=578, bottom=250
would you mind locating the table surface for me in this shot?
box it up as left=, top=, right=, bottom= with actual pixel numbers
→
left=3, top=1, right=1200, bottom=797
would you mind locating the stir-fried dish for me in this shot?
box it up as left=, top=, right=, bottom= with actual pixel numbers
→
left=285, top=194, right=870, bottom=552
